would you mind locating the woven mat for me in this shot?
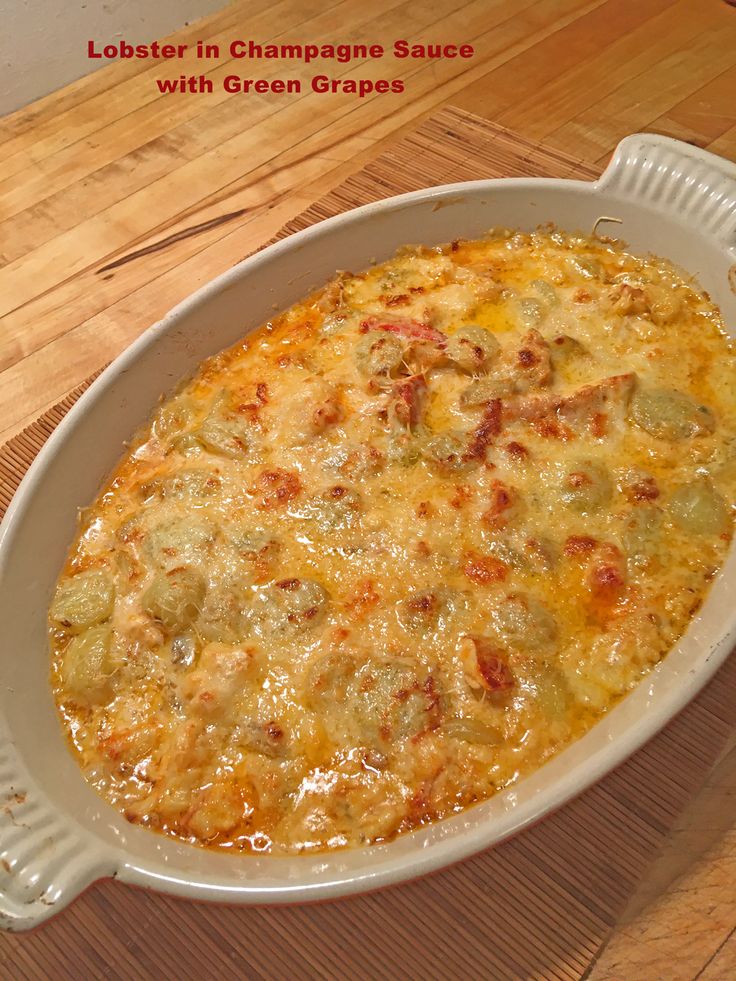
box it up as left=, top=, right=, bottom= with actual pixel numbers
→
left=2, top=107, right=734, bottom=980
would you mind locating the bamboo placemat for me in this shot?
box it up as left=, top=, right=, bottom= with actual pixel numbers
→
left=1, top=107, right=734, bottom=980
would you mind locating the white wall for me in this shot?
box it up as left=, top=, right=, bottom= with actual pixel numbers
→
left=0, top=0, right=225, bottom=116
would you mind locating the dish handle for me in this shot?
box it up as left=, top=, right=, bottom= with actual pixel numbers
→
left=0, top=742, right=116, bottom=930
left=597, top=133, right=736, bottom=251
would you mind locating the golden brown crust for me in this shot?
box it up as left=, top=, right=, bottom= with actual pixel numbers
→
left=49, top=228, right=735, bottom=855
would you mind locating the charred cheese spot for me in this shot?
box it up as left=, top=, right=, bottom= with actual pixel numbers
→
left=252, top=468, right=302, bottom=510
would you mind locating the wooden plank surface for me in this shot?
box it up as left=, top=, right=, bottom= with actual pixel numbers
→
left=1, top=0, right=736, bottom=976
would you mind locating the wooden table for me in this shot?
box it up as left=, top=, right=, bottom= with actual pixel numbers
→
left=1, top=1, right=735, bottom=976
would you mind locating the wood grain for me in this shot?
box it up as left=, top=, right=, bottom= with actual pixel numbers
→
left=1, top=0, right=736, bottom=975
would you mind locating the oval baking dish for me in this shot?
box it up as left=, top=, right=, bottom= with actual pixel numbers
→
left=1, top=133, right=735, bottom=930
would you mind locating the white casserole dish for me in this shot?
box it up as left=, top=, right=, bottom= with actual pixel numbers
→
left=1, top=133, right=735, bottom=931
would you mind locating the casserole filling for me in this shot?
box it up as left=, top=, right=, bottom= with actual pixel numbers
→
left=49, top=228, right=735, bottom=854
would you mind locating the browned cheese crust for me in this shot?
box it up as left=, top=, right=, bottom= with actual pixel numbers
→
left=49, top=228, right=736, bottom=853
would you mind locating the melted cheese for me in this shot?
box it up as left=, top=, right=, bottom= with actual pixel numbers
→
left=49, top=228, right=736, bottom=854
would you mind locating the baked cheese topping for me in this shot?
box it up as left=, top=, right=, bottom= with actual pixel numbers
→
left=49, top=228, right=736, bottom=854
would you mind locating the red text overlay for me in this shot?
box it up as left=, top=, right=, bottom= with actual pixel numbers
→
left=87, top=38, right=476, bottom=97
